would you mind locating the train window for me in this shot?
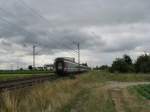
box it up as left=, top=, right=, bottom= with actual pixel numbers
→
left=58, top=63, right=63, bottom=70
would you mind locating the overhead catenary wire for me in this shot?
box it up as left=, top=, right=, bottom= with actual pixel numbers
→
left=0, top=6, right=77, bottom=56
left=0, top=0, right=87, bottom=69
left=0, top=0, right=78, bottom=54
left=15, top=0, right=78, bottom=54
left=0, top=12, right=75, bottom=62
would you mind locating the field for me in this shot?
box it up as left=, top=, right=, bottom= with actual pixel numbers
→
left=0, top=70, right=52, bottom=81
left=0, top=71, right=150, bottom=112
left=0, top=70, right=52, bottom=74
left=130, top=84, right=150, bottom=100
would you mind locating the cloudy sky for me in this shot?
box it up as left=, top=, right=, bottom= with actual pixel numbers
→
left=0, top=0, right=149, bottom=69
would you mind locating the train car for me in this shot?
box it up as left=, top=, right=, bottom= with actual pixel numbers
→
left=54, top=57, right=89, bottom=75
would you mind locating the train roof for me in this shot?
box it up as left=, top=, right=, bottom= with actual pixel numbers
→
left=55, top=57, right=90, bottom=68
left=55, top=57, right=75, bottom=62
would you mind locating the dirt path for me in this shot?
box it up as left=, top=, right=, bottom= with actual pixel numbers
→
left=106, top=81, right=150, bottom=89
left=61, top=81, right=150, bottom=112
left=106, top=81, right=150, bottom=112
left=110, top=89, right=125, bottom=112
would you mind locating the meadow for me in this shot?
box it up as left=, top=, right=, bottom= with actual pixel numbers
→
left=0, top=70, right=52, bottom=81
left=0, top=70, right=52, bottom=74
left=0, top=71, right=150, bottom=112
left=130, top=84, right=150, bottom=100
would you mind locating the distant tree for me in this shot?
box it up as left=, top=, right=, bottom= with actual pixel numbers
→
left=19, top=68, right=23, bottom=71
left=110, top=54, right=135, bottom=73
left=135, top=54, right=150, bottom=73
left=93, top=66, right=99, bottom=70
left=111, top=58, right=129, bottom=73
left=99, top=65, right=109, bottom=71
left=82, top=63, right=88, bottom=66
left=28, top=65, right=33, bottom=70
left=123, top=54, right=132, bottom=65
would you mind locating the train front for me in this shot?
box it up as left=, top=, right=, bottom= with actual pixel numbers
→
left=54, top=58, right=65, bottom=75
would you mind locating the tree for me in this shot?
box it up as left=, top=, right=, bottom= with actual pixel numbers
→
left=99, top=65, right=109, bottom=71
left=28, top=65, right=33, bottom=70
left=123, top=54, right=132, bottom=65
left=19, top=68, right=23, bottom=71
left=110, top=54, right=134, bottom=73
left=135, top=54, right=150, bottom=73
left=81, top=63, right=88, bottom=66
left=111, top=58, right=129, bottom=73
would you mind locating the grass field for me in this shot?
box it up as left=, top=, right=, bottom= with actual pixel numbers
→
left=0, top=71, right=150, bottom=112
left=130, top=84, right=150, bottom=100
left=0, top=70, right=52, bottom=74
left=0, top=70, right=53, bottom=81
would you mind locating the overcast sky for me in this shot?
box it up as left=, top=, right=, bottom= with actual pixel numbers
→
left=0, top=0, right=149, bottom=69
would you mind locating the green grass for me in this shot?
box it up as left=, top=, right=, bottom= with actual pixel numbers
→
left=1, top=70, right=150, bottom=82
left=0, top=70, right=53, bottom=81
left=60, top=87, right=116, bottom=112
left=81, top=70, right=150, bottom=83
left=0, top=74, right=50, bottom=81
left=132, top=84, right=150, bottom=100
left=0, top=70, right=52, bottom=74
left=127, top=86, right=150, bottom=111
left=0, top=71, right=116, bottom=112
left=0, top=70, right=150, bottom=112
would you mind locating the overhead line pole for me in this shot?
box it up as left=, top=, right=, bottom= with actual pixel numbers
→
left=73, top=41, right=80, bottom=69
left=17, top=0, right=78, bottom=54
left=33, top=45, right=36, bottom=69
left=78, top=43, right=80, bottom=66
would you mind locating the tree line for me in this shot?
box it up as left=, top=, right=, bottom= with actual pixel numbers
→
left=94, top=54, right=150, bottom=73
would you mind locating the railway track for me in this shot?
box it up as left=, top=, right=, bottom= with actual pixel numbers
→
left=0, top=74, right=58, bottom=91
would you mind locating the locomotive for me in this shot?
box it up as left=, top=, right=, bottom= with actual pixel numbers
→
left=54, top=57, right=90, bottom=75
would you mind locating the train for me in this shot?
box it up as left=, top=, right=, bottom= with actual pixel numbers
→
left=54, top=57, right=90, bottom=75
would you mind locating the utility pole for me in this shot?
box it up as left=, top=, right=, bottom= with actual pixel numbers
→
left=73, top=41, right=80, bottom=67
left=77, top=43, right=80, bottom=66
left=32, top=42, right=39, bottom=69
left=33, top=45, right=36, bottom=69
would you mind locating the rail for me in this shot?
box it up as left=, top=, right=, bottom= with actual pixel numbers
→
left=0, top=74, right=58, bottom=91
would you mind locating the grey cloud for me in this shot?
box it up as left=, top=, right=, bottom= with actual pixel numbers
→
left=29, top=0, right=150, bottom=26
left=0, top=0, right=149, bottom=69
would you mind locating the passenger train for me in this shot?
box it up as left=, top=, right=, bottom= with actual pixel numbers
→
left=54, top=57, right=90, bottom=75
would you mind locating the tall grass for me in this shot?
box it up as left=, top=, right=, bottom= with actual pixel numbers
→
left=0, top=71, right=150, bottom=112
left=0, top=79, right=83, bottom=112
left=81, top=71, right=150, bottom=82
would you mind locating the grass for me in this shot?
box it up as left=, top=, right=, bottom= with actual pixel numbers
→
left=130, top=84, right=150, bottom=100
left=0, top=79, right=82, bottom=112
left=0, top=70, right=53, bottom=81
left=81, top=70, right=150, bottom=82
left=0, top=70, right=52, bottom=74
left=0, top=74, right=52, bottom=81
left=127, top=86, right=150, bottom=112
left=0, top=70, right=150, bottom=112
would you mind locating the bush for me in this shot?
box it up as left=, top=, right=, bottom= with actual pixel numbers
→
left=111, top=58, right=129, bottom=73
left=99, top=65, right=110, bottom=71
left=110, top=55, right=134, bottom=73
left=135, top=54, right=150, bottom=73
left=28, top=65, right=33, bottom=70
left=123, top=54, right=132, bottom=65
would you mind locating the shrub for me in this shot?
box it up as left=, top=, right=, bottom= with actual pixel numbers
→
left=110, top=55, right=134, bottom=73
left=135, top=54, right=150, bottom=73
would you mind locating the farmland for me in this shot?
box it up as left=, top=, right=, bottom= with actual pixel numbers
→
left=131, top=84, right=150, bottom=100
left=0, top=70, right=52, bottom=81
left=0, top=70, right=52, bottom=74
left=0, top=71, right=150, bottom=112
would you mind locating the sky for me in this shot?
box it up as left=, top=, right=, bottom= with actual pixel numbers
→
left=0, top=0, right=149, bottom=69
